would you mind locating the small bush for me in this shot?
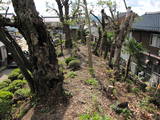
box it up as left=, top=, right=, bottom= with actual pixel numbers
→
left=3, top=79, right=12, bottom=84
left=111, top=103, right=132, bottom=119
left=14, top=88, right=31, bottom=98
left=0, top=90, right=13, bottom=100
left=85, top=78, right=98, bottom=86
left=66, top=71, right=77, bottom=78
left=8, top=68, right=21, bottom=81
left=68, top=59, right=81, bottom=70
left=2, top=80, right=27, bottom=93
left=65, top=57, right=76, bottom=65
left=0, top=81, right=10, bottom=89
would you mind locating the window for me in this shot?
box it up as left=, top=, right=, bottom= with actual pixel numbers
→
left=150, top=34, right=160, bottom=48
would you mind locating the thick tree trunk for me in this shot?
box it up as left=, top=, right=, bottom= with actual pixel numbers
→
left=12, top=0, right=63, bottom=96
left=113, top=13, right=135, bottom=70
left=124, top=54, right=131, bottom=80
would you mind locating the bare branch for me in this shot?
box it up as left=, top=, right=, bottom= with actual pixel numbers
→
left=72, top=0, right=81, bottom=19
left=123, top=0, right=128, bottom=10
left=90, top=11, right=102, bottom=25
left=5, top=6, right=9, bottom=18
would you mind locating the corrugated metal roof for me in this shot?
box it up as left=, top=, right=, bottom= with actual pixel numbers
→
left=132, top=12, right=160, bottom=32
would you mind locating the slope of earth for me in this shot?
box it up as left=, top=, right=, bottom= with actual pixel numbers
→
left=22, top=45, right=160, bottom=120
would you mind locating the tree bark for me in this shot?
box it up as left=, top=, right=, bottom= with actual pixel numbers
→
left=124, top=54, right=131, bottom=80
left=93, top=27, right=102, bottom=56
left=55, top=0, right=72, bottom=49
left=83, top=0, right=95, bottom=77
left=64, top=24, right=72, bottom=48
left=11, top=0, right=63, bottom=96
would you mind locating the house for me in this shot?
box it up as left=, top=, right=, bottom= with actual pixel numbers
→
left=124, top=12, right=160, bottom=87
left=42, top=16, right=81, bottom=40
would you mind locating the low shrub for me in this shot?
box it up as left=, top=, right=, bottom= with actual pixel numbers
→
left=2, top=80, right=27, bottom=93
left=85, top=78, right=98, bottom=86
left=8, top=68, right=21, bottom=81
left=14, top=88, right=31, bottom=98
left=68, top=59, right=81, bottom=70
left=65, top=57, right=76, bottom=65
left=0, top=80, right=10, bottom=89
left=3, top=79, right=12, bottom=84
left=0, top=90, right=13, bottom=100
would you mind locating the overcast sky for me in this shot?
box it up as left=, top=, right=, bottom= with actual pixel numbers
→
left=6, top=0, right=160, bottom=16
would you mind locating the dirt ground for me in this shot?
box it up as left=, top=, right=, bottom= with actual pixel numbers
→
left=21, top=45, right=159, bottom=120
left=0, top=68, right=12, bottom=82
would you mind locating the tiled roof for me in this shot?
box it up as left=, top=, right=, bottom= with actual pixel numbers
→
left=132, top=12, right=160, bottom=32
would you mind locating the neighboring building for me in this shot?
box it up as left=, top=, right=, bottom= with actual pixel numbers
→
left=121, top=12, right=160, bottom=87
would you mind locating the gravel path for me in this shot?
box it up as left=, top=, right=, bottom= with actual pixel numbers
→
left=0, top=69, right=13, bottom=82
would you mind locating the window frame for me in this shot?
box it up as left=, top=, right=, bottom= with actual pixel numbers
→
left=150, top=34, right=160, bottom=48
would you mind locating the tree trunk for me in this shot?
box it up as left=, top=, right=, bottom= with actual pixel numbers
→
left=113, top=13, right=135, bottom=70
left=12, top=0, right=63, bottom=96
left=64, top=24, right=72, bottom=48
left=55, top=0, right=72, bottom=49
left=124, top=54, right=131, bottom=80
left=83, top=0, right=95, bottom=77
left=93, top=27, right=102, bottom=56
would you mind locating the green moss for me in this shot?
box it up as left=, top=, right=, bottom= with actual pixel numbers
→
left=2, top=80, right=27, bottom=93
left=8, top=68, right=21, bottom=81
left=14, top=88, right=31, bottom=98
left=85, top=78, right=98, bottom=86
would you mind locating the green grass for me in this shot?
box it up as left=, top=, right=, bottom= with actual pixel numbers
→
left=139, top=97, right=157, bottom=113
left=79, top=112, right=114, bottom=120
left=66, top=71, right=77, bottom=78
left=85, top=78, right=98, bottom=86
